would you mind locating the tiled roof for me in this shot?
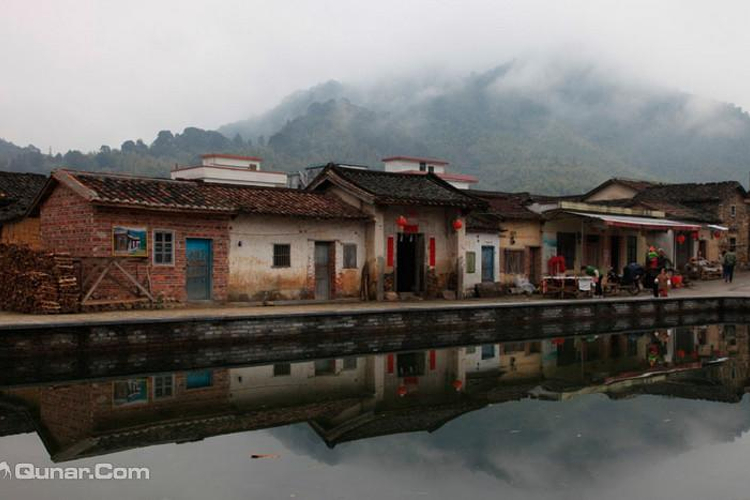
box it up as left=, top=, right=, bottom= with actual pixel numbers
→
left=52, top=170, right=369, bottom=219
left=467, top=190, right=542, bottom=220
left=582, top=177, right=662, bottom=200
left=327, top=166, right=483, bottom=208
left=633, top=181, right=746, bottom=223
left=0, top=170, right=48, bottom=223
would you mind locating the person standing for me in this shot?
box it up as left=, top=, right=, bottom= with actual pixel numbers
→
left=655, top=268, right=671, bottom=297
left=723, top=248, right=737, bottom=283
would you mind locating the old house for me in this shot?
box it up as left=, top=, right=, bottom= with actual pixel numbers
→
left=464, top=190, right=545, bottom=292
left=170, top=153, right=288, bottom=187
left=580, top=178, right=748, bottom=266
left=307, top=164, right=485, bottom=299
left=0, top=170, right=47, bottom=248
left=29, top=169, right=369, bottom=306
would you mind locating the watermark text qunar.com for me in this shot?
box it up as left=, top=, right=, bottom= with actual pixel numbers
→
left=0, top=461, right=150, bottom=480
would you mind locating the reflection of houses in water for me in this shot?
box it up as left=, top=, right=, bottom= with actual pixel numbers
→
left=1, top=325, right=748, bottom=461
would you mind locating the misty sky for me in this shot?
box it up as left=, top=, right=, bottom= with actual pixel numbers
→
left=2, top=0, right=749, bottom=152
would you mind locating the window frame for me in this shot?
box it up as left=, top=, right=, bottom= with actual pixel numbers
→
left=152, top=229, right=175, bottom=267
left=466, top=251, right=476, bottom=274
left=152, top=374, right=175, bottom=400
left=343, top=243, right=358, bottom=269
left=273, top=363, right=291, bottom=377
left=272, top=243, right=291, bottom=268
left=731, top=205, right=737, bottom=218
left=185, top=370, right=214, bottom=390
left=503, top=249, right=525, bottom=275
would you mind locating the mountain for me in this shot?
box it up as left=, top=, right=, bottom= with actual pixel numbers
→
left=3, top=61, right=750, bottom=193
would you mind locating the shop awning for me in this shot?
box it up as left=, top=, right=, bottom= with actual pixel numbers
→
left=565, top=211, right=703, bottom=231
left=707, top=224, right=729, bottom=231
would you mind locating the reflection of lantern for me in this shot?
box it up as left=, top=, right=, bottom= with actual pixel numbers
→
left=677, top=349, right=686, bottom=359
left=396, top=215, right=407, bottom=227
left=714, top=230, right=722, bottom=239
left=397, top=385, right=407, bottom=397
left=676, top=234, right=686, bottom=244
left=452, top=379, right=463, bottom=392
left=552, top=338, right=565, bottom=346
left=692, top=231, right=699, bottom=241
left=452, top=219, right=463, bottom=231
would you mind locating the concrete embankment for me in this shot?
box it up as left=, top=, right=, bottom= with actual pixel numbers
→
left=0, top=295, right=748, bottom=386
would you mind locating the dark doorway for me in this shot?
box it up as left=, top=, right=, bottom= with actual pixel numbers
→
left=698, top=239, right=707, bottom=259
left=315, top=242, right=334, bottom=300
left=610, top=236, right=621, bottom=271
left=557, top=232, right=577, bottom=269
left=529, top=247, right=541, bottom=284
left=675, top=234, right=693, bottom=267
left=396, top=233, right=425, bottom=293
left=585, top=234, right=600, bottom=267
left=186, top=238, right=212, bottom=300
left=481, top=246, right=495, bottom=282
left=626, top=235, right=638, bottom=265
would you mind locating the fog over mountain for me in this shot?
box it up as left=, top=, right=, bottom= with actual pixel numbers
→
left=3, top=60, right=750, bottom=194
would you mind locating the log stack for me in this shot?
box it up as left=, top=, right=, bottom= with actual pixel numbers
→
left=0, top=244, right=80, bottom=314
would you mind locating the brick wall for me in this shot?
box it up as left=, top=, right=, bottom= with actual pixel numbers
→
left=92, top=207, right=230, bottom=302
left=40, top=184, right=95, bottom=256
left=40, top=184, right=230, bottom=302
left=716, top=191, right=749, bottom=265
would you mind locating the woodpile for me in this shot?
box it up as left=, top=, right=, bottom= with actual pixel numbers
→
left=0, top=244, right=80, bottom=314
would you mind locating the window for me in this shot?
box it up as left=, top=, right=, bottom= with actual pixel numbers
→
left=314, top=359, right=336, bottom=375
left=273, top=363, right=291, bottom=376
left=465, top=346, right=476, bottom=354
left=273, top=244, right=291, bottom=267
left=481, top=344, right=495, bottom=360
left=504, top=249, right=525, bottom=274
left=343, top=357, right=358, bottom=370
left=343, top=244, right=357, bottom=269
left=419, top=162, right=426, bottom=171
left=428, top=166, right=435, bottom=173
left=730, top=237, right=737, bottom=252
left=186, top=370, right=213, bottom=389
left=152, top=374, right=174, bottom=399
left=466, top=251, right=476, bottom=273
left=153, top=230, right=174, bottom=265
left=731, top=205, right=737, bottom=218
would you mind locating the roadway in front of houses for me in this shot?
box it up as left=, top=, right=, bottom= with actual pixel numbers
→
left=1, top=272, right=748, bottom=330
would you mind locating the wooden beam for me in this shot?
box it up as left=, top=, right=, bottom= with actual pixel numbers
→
left=113, top=261, right=154, bottom=301
left=81, top=261, right=114, bottom=304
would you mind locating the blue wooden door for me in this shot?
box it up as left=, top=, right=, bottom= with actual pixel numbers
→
left=481, top=246, right=495, bottom=282
left=186, top=238, right=212, bottom=300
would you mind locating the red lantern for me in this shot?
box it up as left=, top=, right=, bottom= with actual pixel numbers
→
left=452, top=379, right=463, bottom=392
left=552, top=338, right=565, bottom=346
left=397, top=385, right=408, bottom=397
left=677, top=349, right=686, bottom=359
left=676, top=234, right=686, bottom=245
left=396, top=215, right=407, bottom=227
left=452, top=219, right=463, bottom=230
left=714, top=230, right=722, bottom=239
left=692, top=231, right=699, bottom=241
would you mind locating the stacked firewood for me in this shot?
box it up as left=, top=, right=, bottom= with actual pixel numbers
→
left=0, top=244, right=80, bottom=314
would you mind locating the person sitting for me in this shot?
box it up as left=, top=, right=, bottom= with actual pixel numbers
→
left=654, top=268, right=671, bottom=297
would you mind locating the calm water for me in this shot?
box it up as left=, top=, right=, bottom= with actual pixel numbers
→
left=1, top=324, right=749, bottom=500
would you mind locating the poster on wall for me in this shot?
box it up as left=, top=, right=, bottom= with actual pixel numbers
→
left=112, top=226, right=148, bottom=257
left=112, top=378, right=148, bottom=406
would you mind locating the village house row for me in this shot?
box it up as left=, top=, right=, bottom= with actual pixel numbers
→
left=0, top=153, right=747, bottom=305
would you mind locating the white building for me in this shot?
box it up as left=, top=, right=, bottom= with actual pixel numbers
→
left=381, top=156, right=479, bottom=190
left=171, top=153, right=288, bottom=187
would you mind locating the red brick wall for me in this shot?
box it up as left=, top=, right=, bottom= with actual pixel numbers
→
left=40, top=184, right=95, bottom=256
left=40, top=184, right=230, bottom=302
left=92, top=207, right=230, bottom=302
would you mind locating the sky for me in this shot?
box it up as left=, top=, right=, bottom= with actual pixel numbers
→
left=2, top=0, right=750, bottom=152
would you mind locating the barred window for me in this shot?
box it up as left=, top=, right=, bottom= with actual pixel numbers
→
left=273, top=363, right=291, bottom=376
left=481, top=344, right=495, bottom=359
left=343, top=244, right=357, bottom=269
left=314, top=359, right=336, bottom=376
left=153, top=230, right=174, bottom=265
left=342, top=357, right=358, bottom=370
left=504, top=249, right=525, bottom=274
left=273, top=244, right=291, bottom=267
left=466, top=251, right=476, bottom=273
